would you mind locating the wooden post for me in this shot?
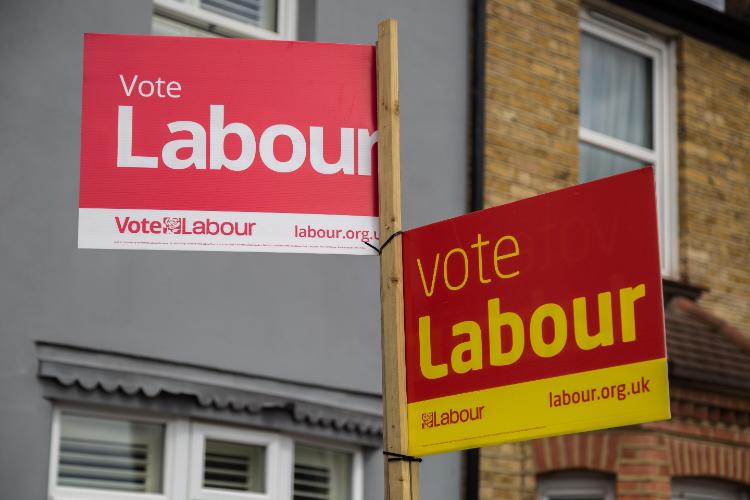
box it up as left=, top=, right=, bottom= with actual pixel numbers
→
left=377, top=18, right=419, bottom=500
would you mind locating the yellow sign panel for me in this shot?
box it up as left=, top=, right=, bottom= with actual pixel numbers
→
left=408, top=358, right=669, bottom=456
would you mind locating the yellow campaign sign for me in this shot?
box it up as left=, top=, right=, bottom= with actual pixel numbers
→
left=401, top=169, right=671, bottom=455
left=408, top=358, right=669, bottom=456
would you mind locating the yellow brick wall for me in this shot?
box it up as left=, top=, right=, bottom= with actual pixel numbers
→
left=483, top=0, right=580, bottom=208
left=483, top=0, right=750, bottom=335
left=480, top=6, right=582, bottom=494
left=480, top=442, right=536, bottom=500
left=480, top=2, right=750, bottom=494
left=677, top=36, right=750, bottom=335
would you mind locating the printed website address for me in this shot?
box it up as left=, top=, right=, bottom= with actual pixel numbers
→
left=293, top=224, right=380, bottom=243
left=549, top=376, right=651, bottom=408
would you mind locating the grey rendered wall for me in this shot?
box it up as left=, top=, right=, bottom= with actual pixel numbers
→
left=0, top=3, right=154, bottom=498
left=313, top=2, right=469, bottom=498
left=0, top=0, right=468, bottom=498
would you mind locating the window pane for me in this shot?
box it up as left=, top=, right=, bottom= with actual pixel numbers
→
left=672, top=478, right=748, bottom=500
left=201, top=0, right=277, bottom=32
left=203, top=439, right=266, bottom=493
left=294, top=444, right=353, bottom=500
left=538, top=471, right=614, bottom=500
left=580, top=32, right=653, bottom=148
left=152, top=14, right=222, bottom=37
left=579, top=141, right=649, bottom=182
left=57, top=413, right=164, bottom=493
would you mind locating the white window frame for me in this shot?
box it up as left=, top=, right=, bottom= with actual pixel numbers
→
left=538, top=471, right=615, bottom=500
left=48, top=406, right=364, bottom=500
left=48, top=406, right=186, bottom=500
left=190, top=422, right=292, bottom=500
left=153, top=0, right=298, bottom=40
left=580, top=9, right=678, bottom=277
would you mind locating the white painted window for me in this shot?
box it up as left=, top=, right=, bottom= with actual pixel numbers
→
left=48, top=407, right=363, bottom=500
left=579, top=10, right=678, bottom=277
left=152, top=0, right=297, bottom=40
left=538, top=471, right=615, bottom=500
left=293, top=441, right=363, bottom=500
left=673, top=478, right=749, bottom=500
left=189, top=423, right=292, bottom=500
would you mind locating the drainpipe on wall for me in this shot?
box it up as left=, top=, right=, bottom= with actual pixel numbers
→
left=470, top=0, right=487, bottom=214
left=465, top=0, right=486, bottom=498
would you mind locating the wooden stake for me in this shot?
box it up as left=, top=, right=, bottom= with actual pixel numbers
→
left=377, top=18, right=419, bottom=500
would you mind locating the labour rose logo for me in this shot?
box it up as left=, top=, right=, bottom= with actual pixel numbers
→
left=163, top=217, right=181, bottom=234
left=421, top=411, right=436, bottom=429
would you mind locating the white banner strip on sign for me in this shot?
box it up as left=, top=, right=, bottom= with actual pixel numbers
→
left=78, top=209, right=379, bottom=255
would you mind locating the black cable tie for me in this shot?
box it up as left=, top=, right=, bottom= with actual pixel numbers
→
left=383, top=450, right=422, bottom=463
left=363, top=230, right=403, bottom=255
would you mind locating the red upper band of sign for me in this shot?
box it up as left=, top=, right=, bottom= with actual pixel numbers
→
left=79, top=34, right=378, bottom=216
left=402, top=168, right=666, bottom=403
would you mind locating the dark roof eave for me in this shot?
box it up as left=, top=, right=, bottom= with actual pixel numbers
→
left=668, top=374, right=750, bottom=400
left=606, top=0, right=750, bottom=61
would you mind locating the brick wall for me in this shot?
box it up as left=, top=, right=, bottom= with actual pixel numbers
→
left=482, top=0, right=750, bottom=334
left=483, top=0, right=580, bottom=208
left=479, top=412, right=750, bottom=499
left=480, top=0, right=750, bottom=498
left=677, top=36, right=750, bottom=335
left=480, top=442, right=536, bottom=500
left=520, top=420, right=750, bottom=498
left=616, top=433, right=671, bottom=499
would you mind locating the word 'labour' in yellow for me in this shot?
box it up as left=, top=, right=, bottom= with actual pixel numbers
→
left=418, top=284, right=646, bottom=380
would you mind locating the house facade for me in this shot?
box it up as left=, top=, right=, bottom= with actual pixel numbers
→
left=2, top=1, right=748, bottom=499
left=474, top=1, right=750, bottom=499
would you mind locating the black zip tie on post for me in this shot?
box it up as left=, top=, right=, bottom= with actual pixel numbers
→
left=383, top=450, right=422, bottom=463
left=363, top=230, right=403, bottom=255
